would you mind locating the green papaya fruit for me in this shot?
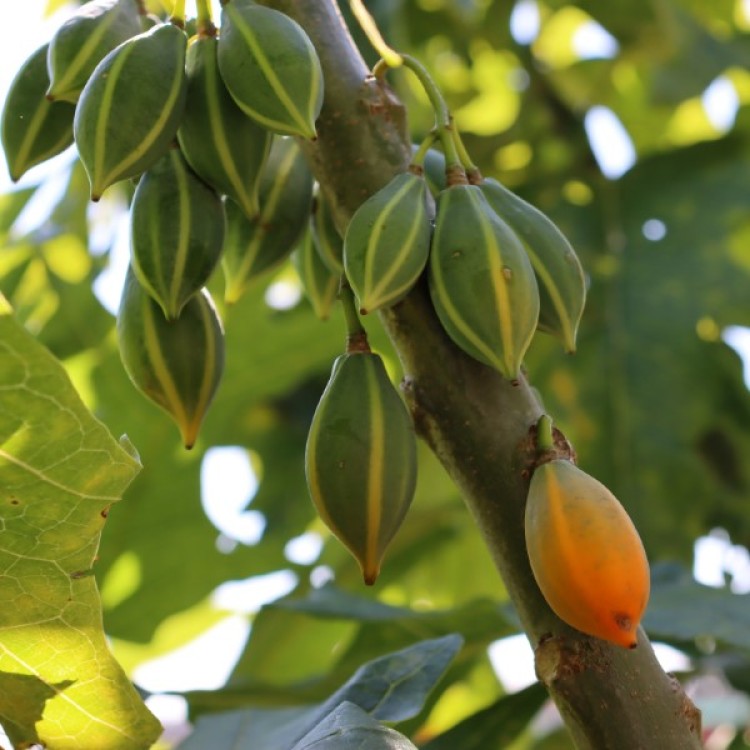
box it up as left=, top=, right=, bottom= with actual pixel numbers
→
left=312, top=189, right=344, bottom=274
left=480, top=178, right=586, bottom=353
left=344, top=170, right=431, bottom=314
left=411, top=144, right=446, bottom=197
left=222, top=136, right=313, bottom=303
left=46, top=0, right=142, bottom=103
left=292, top=224, right=340, bottom=321
left=130, top=147, right=226, bottom=320
left=218, top=0, right=324, bottom=138
left=1, top=44, right=75, bottom=182
left=177, top=34, right=271, bottom=218
left=74, top=22, right=187, bottom=200
left=117, top=269, right=225, bottom=449
left=305, top=350, right=417, bottom=584
left=428, top=184, right=539, bottom=380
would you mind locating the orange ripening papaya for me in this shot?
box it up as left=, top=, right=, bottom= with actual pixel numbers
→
left=524, top=459, right=650, bottom=648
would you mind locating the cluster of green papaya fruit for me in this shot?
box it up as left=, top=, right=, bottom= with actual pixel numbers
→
left=1, top=0, right=324, bottom=448
left=1, top=0, right=589, bottom=584
left=344, top=147, right=587, bottom=382
left=303, top=148, right=588, bottom=581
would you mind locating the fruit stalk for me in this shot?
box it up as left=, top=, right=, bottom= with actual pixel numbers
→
left=348, top=0, right=402, bottom=68
left=372, top=53, right=463, bottom=178
left=536, top=413, right=554, bottom=452
left=170, top=0, right=186, bottom=27
left=195, top=0, right=214, bottom=32
left=339, top=279, right=369, bottom=353
left=256, top=2, right=703, bottom=747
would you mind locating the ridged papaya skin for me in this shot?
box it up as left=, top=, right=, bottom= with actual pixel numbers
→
left=130, top=147, right=226, bottom=320
left=222, top=136, right=313, bottom=303
left=46, top=0, right=142, bottom=103
left=292, top=225, right=340, bottom=321
left=178, top=35, right=271, bottom=218
left=480, top=178, right=586, bottom=353
left=1, top=44, right=75, bottom=182
left=525, top=459, right=650, bottom=648
left=344, top=171, right=431, bottom=314
left=305, top=352, right=418, bottom=584
left=312, top=190, right=344, bottom=274
left=218, top=0, right=323, bottom=138
left=74, top=23, right=187, bottom=200
left=428, top=184, right=539, bottom=380
left=117, top=269, right=225, bottom=449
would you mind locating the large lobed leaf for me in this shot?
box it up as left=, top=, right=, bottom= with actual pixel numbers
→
left=0, top=297, right=160, bottom=749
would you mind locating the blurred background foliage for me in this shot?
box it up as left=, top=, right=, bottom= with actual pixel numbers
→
left=3, top=0, right=750, bottom=747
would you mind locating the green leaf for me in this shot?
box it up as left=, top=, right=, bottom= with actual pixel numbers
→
left=182, top=636, right=462, bottom=748
left=0, top=303, right=161, bottom=748
left=644, top=563, right=750, bottom=651
left=332, top=633, right=464, bottom=723
left=291, top=702, right=418, bottom=750
left=216, top=585, right=513, bottom=711
left=177, top=705, right=319, bottom=750
left=421, top=683, right=548, bottom=749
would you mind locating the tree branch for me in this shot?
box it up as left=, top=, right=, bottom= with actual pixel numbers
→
left=258, top=1, right=702, bottom=746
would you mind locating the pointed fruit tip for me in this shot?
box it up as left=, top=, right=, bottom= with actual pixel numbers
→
left=362, top=563, right=380, bottom=586
left=180, top=420, right=202, bottom=451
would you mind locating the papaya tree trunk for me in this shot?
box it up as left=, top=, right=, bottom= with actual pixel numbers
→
left=259, top=2, right=702, bottom=747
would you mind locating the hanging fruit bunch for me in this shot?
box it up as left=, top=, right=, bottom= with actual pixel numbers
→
left=1, top=0, right=650, bottom=614
left=1, top=0, right=323, bottom=449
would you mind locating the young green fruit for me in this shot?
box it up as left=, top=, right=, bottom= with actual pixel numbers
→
left=177, top=34, right=271, bottom=218
left=117, top=269, right=225, bottom=449
left=1, top=44, right=75, bottom=182
left=525, top=459, right=650, bottom=648
left=412, top=144, right=447, bottom=197
left=74, top=22, right=188, bottom=200
left=305, top=351, right=417, bottom=584
left=46, top=0, right=142, bottom=103
left=311, top=189, right=344, bottom=274
left=218, top=0, right=324, bottom=138
left=344, top=170, right=431, bottom=314
left=130, top=147, right=226, bottom=320
left=480, top=178, right=586, bottom=353
left=428, top=184, right=539, bottom=380
left=222, top=136, right=313, bottom=303
left=292, top=224, right=340, bottom=321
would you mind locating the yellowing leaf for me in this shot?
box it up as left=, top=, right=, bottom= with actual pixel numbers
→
left=0, top=306, right=161, bottom=750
